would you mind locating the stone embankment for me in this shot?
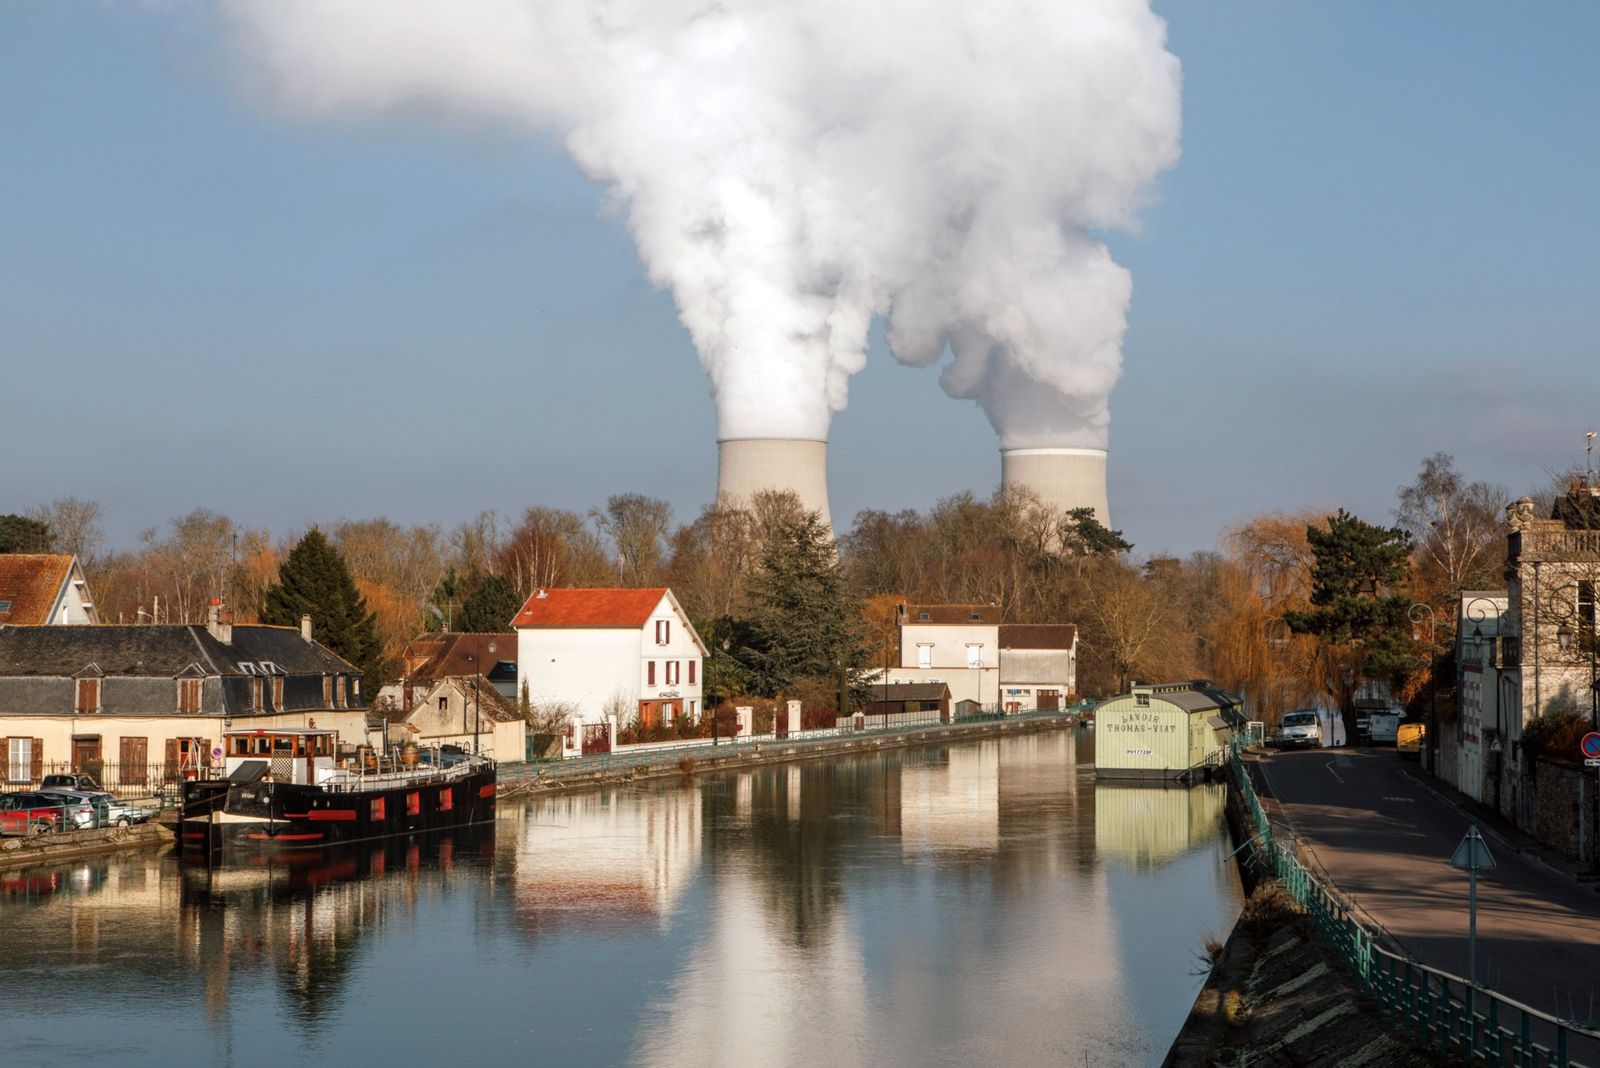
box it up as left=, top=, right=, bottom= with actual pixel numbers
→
left=500, top=714, right=1077, bottom=799
left=0, top=821, right=172, bottom=872
left=1165, top=760, right=1442, bottom=1067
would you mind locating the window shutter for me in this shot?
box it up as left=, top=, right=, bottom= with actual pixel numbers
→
left=200, top=739, right=211, bottom=768
left=32, top=739, right=43, bottom=780
left=688, top=661, right=696, bottom=685
left=0, top=739, right=9, bottom=782
left=647, top=661, right=656, bottom=685
left=164, top=739, right=180, bottom=782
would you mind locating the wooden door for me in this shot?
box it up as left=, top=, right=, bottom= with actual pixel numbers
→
left=72, top=736, right=102, bottom=774
left=1038, top=690, right=1060, bottom=711
left=640, top=701, right=660, bottom=729
left=120, top=737, right=148, bottom=787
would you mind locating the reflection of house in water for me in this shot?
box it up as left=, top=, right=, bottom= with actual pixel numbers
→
left=508, top=788, right=701, bottom=931
left=901, top=743, right=1000, bottom=856
left=1093, top=783, right=1227, bottom=869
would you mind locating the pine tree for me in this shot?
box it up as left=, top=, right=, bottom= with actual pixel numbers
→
left=262, top=528, right=380, bottom=696
left=0, top=514, right=54, bottom=553
left=745, top=511, right=871, bottom=702
left=458, top=575, right=521, bottom=633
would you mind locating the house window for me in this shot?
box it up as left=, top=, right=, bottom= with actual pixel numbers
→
left=917, top=645, right=933, bottom=669
left=688, top=661, right=697, bottom=685
left=655, top=620, right=670, bottom=645
left=120, top=737, right=148, bottom=785
left=1136, top=693, right=1150, bottom=707
left=271, top=677, right=284, bottom=710
left=647, top=661, right=657, bottom=686
left=666, top=661, right=680, bottom=686
left=439, top=696, right=449, bottom=712
left=966, top=644, right=982, bottom=669
left=75, top=678, right=100, bottom=714
left=688, top=700, right=697, bottom=721
left=918, top=612, right=930, bottom=621
left=6, top=737, right=33, bottom=783
left=249, top=678, right=262, bottom=712
left=177, top=678, right=202, bottom=714
left=1581, top=581, right=1596, bottom=634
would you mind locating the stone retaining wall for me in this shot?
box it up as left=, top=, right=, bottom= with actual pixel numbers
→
left=0, top=822, right=172, bottom=871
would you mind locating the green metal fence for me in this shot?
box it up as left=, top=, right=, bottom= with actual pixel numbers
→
left=1229, top=744, right=1600, bottom=1067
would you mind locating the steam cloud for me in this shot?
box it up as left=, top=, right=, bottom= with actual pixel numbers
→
left=221, top=0, right=1180, bottom=448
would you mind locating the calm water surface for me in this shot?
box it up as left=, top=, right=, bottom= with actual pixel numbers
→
left=1, top=730, right=1240, bottom=1067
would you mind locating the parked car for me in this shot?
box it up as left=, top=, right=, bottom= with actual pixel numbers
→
left=1396, top=722, right=1426, bottom=760
left=37, top=788, right=151, bottom=828
left=1366, top=712, right=1401, bottom=745
left=40, top=772, right=103, bottom=792
left=34, top=790, right=102, bottom=829
left=1271, top=709, right=1324, bottom=749
left=0, top=793, right=67, bottom=836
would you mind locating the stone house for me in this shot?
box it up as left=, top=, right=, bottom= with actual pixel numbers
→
left=368, top=675, right=525, bottom=762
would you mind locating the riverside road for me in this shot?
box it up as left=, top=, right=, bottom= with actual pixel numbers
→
left=1259, top=749, right=1600, bottom=1035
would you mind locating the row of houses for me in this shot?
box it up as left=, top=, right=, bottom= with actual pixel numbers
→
left=0, top=551, right=1080, bottom=781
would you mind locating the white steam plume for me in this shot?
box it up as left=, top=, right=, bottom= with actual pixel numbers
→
left=221, top=0, right=1180, bottom=447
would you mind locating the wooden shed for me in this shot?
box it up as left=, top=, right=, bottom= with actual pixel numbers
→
left=1093, top=680, right=1245, bottom=781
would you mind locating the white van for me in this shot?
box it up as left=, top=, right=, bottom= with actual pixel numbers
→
left=1366, top=712, right=1401, bottom=745
left=1272, top=709, right=1323, bottom=749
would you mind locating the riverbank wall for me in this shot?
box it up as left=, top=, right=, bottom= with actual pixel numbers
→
left=1164, top=754, right=1443, bottom=1067
left=0, top=822, right=172, bottom=872
left=499, top=713, right=1079, bottom=798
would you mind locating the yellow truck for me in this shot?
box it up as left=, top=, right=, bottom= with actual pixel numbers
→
left=1396, top=722, right=1426, bottom=760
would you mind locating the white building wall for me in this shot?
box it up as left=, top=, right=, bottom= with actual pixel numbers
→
left=893, top=620, right=1000, bottom=708
left=638, top=601, right=705, bottom=719
left=518, top=628, right=640, bottom=724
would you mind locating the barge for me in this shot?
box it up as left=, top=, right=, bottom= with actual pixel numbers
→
left=179, top=728, right=495, bottom=860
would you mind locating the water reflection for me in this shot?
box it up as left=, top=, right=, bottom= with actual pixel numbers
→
left=1, top=729, right=1240, bottom=1068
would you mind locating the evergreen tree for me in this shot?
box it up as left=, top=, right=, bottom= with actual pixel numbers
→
left=1061, top=507, right=1133, bottom=555
left=458, top=575, right=522, bottom=633
left=0, top=514, right=54, bottom=553
left=744, top=511, right=871, bottom=703
left=262, top=528, right=381, bottom=697
left=1284, top=510, right=1416, bottom=730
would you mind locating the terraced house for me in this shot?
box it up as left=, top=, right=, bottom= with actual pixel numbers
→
left=0, top=610, right=365, bottom=791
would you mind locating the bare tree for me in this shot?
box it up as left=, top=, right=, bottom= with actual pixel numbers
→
left=29, top=497, right=105, bottom=566
left=1395, top=452, right=1507, bottom=602
left=592, top=494, right=673, bottom=586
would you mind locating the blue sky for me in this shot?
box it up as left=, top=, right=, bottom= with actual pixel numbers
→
left=2, top=1, right=1596, bottom=556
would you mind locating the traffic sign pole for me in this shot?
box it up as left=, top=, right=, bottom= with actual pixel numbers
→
left=1450, top=825, right=1497, bottom=987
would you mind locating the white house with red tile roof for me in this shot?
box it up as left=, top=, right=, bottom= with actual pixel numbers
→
left=0, top=554, right=98, bottom=626
left=512, top=588, right=705, bottom=752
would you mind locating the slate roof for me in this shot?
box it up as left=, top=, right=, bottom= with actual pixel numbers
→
left=370, top=675, right=521, bottom=728
left=511, top=588, right=669, bottom=629
left=0, top=624, right=357, bottom=677
left=999, top=624, right=1077, bottom=650
left=1150, top=682, right=1247, bottom=725
left=900, top=603, right=1000, bottom=625
left=0, top=555, right=74, bottom=626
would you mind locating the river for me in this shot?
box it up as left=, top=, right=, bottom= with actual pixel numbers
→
left=0, top=729, right=1241, bottom=1067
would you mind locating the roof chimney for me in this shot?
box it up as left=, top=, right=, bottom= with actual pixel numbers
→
left=206, top=600, right=232, bottom=645
left=300, top=614, right=313, bottom=642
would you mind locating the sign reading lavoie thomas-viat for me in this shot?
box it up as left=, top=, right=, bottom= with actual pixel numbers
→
left=1103, top=710, right=1179, bottom=735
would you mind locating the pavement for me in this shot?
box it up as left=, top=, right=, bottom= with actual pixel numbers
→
left=1256, top=747, right=1600, bottom=1041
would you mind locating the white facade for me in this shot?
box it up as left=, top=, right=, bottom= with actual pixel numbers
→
left=884, top=607, right=1000, bottom=709
left=514, top=589, right=706, bottom=732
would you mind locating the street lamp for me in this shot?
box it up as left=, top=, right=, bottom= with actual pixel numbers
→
left=1558, top=623, right=1574, bottom=652
left=1409, top=603, right=1436, bottom=645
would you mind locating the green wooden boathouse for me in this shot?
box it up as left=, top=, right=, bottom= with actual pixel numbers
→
left=1093, top=680, right=1246, bottom=781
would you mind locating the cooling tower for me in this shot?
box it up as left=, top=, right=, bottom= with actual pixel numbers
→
left=717, top=438, right=832, bottom=528
left=1001, top=447, right=1110, bottom=527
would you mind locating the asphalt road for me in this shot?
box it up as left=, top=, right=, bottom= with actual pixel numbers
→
left=1259, top=748, right=1600, bottom=1037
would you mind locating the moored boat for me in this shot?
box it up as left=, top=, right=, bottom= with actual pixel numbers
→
left=179, top=728, right=495, bottom=860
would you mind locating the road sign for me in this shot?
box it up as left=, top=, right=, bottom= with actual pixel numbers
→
left=1582, top=733, right=1600, bottom=760
left=1587, top=758, right=1600, bottom=768
left=1450, top=826, right=1496, bottom=871
left=1450, top=826, right=1495, bottom=987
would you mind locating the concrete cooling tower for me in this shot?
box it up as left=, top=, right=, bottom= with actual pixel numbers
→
left=1001, top=447, right=1110, bottom=528
left=717, top=438, right=832, bottom=528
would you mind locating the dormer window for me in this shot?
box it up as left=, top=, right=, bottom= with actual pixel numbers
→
left=322, top=675, right=333, bottom=706
left=970, top=612, right=981, bottom=621
left=177, top=678, right=202, bottom=714
left=249, top=678, right=263, bottom=712
left=75, top=678, right=100, bottom=713
left=336, top=677, right=347, bottom=708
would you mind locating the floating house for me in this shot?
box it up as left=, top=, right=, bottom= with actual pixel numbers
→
left=1093, top=680, right=1246, bottom=781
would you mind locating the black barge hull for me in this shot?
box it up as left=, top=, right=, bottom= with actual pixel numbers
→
left=179, top=765, right=496, bottom=857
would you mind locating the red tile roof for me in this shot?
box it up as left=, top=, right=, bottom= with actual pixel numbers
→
left=511, top=588, right=669, bottom=629
left=0, top=555, right=73, bottom=626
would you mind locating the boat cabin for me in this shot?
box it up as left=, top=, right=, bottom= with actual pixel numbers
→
left=224, top=728, right=339, bottom=786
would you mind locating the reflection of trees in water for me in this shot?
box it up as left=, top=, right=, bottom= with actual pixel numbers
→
left=176, top=827, right=497, bottom=1026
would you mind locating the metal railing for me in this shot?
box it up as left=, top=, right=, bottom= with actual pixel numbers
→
left=508, top=706, right=1083, bottom=782
left=3, top=761, right=212, bottom=800
left=1229, top=743, right=1600, bottom=1066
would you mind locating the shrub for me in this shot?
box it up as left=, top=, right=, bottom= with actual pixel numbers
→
left=1521, top=710, right=1590, bottom=761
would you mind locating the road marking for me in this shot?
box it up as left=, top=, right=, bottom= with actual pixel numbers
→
left=1326, top=761, right=1346, bottom=785
left=1381, top=796, right=1415, bottom=803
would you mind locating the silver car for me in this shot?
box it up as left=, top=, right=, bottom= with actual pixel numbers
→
left=37, top=788, right=151, bottom=829
left=33, top=789, right=103, bottom=829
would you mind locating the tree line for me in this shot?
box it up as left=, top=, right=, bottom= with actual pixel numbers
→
left=3, top=450, right=1560, bottom=726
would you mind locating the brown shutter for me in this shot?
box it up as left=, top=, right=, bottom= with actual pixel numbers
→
left=200, top=739, right=212, bottom=771
left=32, top=739, right=43, bottom=780
left=647, top=661, right=656, bottom=685
left=0, top=739, right=9, bottom=782
left=164, top=739, right=180, bottom=782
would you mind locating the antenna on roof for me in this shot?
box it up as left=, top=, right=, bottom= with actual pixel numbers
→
left=1587, top=431, right=1596, bottom=487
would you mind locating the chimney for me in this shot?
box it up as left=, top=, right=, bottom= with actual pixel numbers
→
left=206, top=599, right=232, bottom=645
left=300, top=614, right=313, bottom=642
left=716, top=437, right=832, bottom=530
